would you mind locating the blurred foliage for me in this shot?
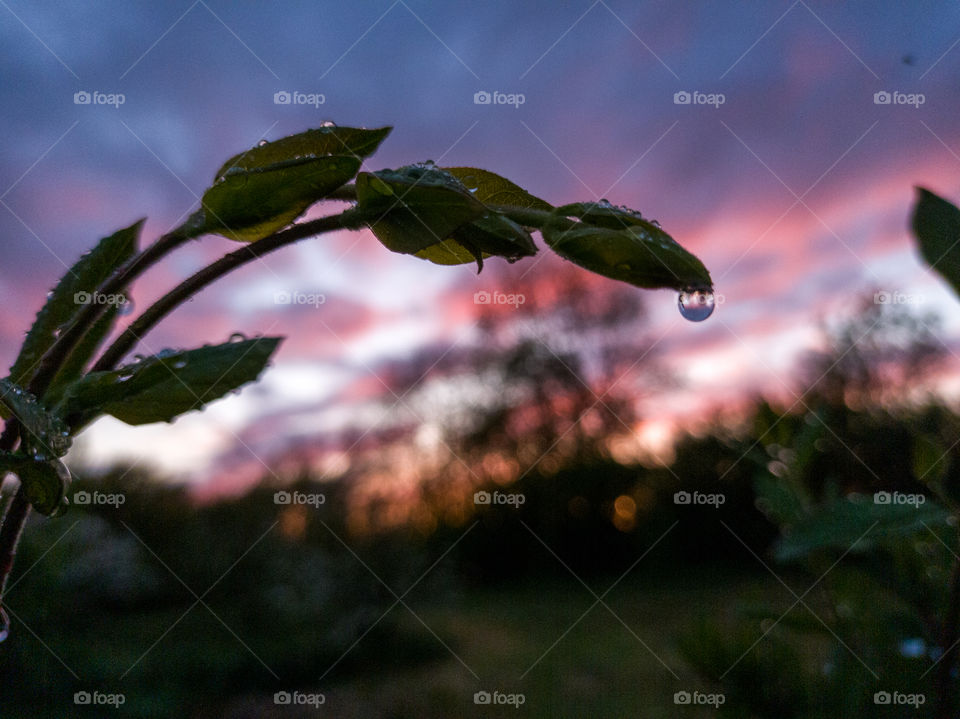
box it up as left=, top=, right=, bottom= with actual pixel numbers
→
left=3, top=291, right=959, bottom=717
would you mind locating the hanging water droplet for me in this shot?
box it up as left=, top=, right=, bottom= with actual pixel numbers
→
left=258, top=139, right=269, bottom=146
left=678, top=288, right=716, bottom=322
left=229, top=332, right=247, bottom=343
left=0, top=607, right=9, bottom=643
left=118, top=298, right=135, bottom=316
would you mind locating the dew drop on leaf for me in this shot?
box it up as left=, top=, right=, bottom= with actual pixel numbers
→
left=229, top=332, right=247, bottom=343
left=678, top=288, right=716, bottom=322
left=258, top=139, right=269, bottom=146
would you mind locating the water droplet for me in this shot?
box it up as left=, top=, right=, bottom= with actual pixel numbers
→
left=258, top=139, right=269, bottom=146
left=678, top=288, right=716, bottom=322
left=319, top=120, right=337, bottom=128
left=229, top=332, right=247, bottom=343
left=172, top=360, right=187, bottom=369
left=650, top=219, right=662, bottom=228
left=118, top=298, right=135, bottom=316
left=0, top=607, right=9, bottom=643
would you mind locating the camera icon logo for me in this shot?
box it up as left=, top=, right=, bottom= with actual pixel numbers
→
left=74, top=91, right=91, bottom=105
left=274, top=691, right=291, bottom=704
left=73, top=490, right=91, bottom=505
left=874, top=691, right=891, bottom=704
left=274, top=91, right=291, bottom=105
left=74, top=291, right=92, bottom=305
left=474, top=291, right=491, bottom=304
left=673, top=91, right=691, bottom=104
left=274, top=291, right=291, bottom=305
left=874, top=290, right=891, bottom=304
left=474, top=691, right=492, bottom=704
left=474, top=91, right=491, bottom=105
left=874, top=491, right=891, bottom=504
left=674, top=691, right=691, bottom=704
left=274, top=491, right=292, bottom=505
left=74, top=691, right=91, bottom=704
left=474, top=491, right=491, bottom=505
left=874, top=91, right=891, bottom=105
left=673, top=491, right=691, bottom=505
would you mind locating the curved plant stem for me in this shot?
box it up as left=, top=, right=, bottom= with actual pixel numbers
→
left=27, top=212, right=206, bottom=397
left=93, top=209, right=366, bottom=372
left=0, top=211, right=204, bottom=618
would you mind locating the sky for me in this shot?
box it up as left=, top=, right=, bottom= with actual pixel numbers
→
left=2, top=0, right=960, bottom=485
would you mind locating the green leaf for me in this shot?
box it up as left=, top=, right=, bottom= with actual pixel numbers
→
left=773, top=494, right=950, bottom=563
left=202, top=126, right=392, bottom=243
left=57, top=337, right=282, bottom=427
left=0, top=379, right=71, bottom=459
left=7, top=220, right=142, bottom=390
left=43, top=305, right=120, bottom=409
left=213, top=126, right=391, bottom=180
left=911, top=187, right=960, bottom=297
left=18, top=458, right=70, bottom=516
left=202, top=156, right=362, bottom=242
left=542, top=208, right=712, bottom=291
left=431, top=168, right=546, bottom=267
left=355, top=164, right=487, bottom=259
left=442, top=167, right=552, bottom=212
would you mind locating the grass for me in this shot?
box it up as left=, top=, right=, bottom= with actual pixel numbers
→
left=315, top=565, right=819, bottom=718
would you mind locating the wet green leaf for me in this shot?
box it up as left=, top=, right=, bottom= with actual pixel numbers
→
left=18, top=458, right=70, bottom=516
left=0, top=378, right=71, bottom=459
left=57, top=337, right=282, bottom=427
left=7, top=220, right=141, bottom=391
left=442, top=167, right=552, bottom=212
left=543, top=213, right=712, bottom=291
left=202, top=126, right=391, bottom=243
left=356, top=164, right=487, bottom=258
left=202, top=156, right=362, bottom=242
left=214, top=126, right=391, bottom=180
